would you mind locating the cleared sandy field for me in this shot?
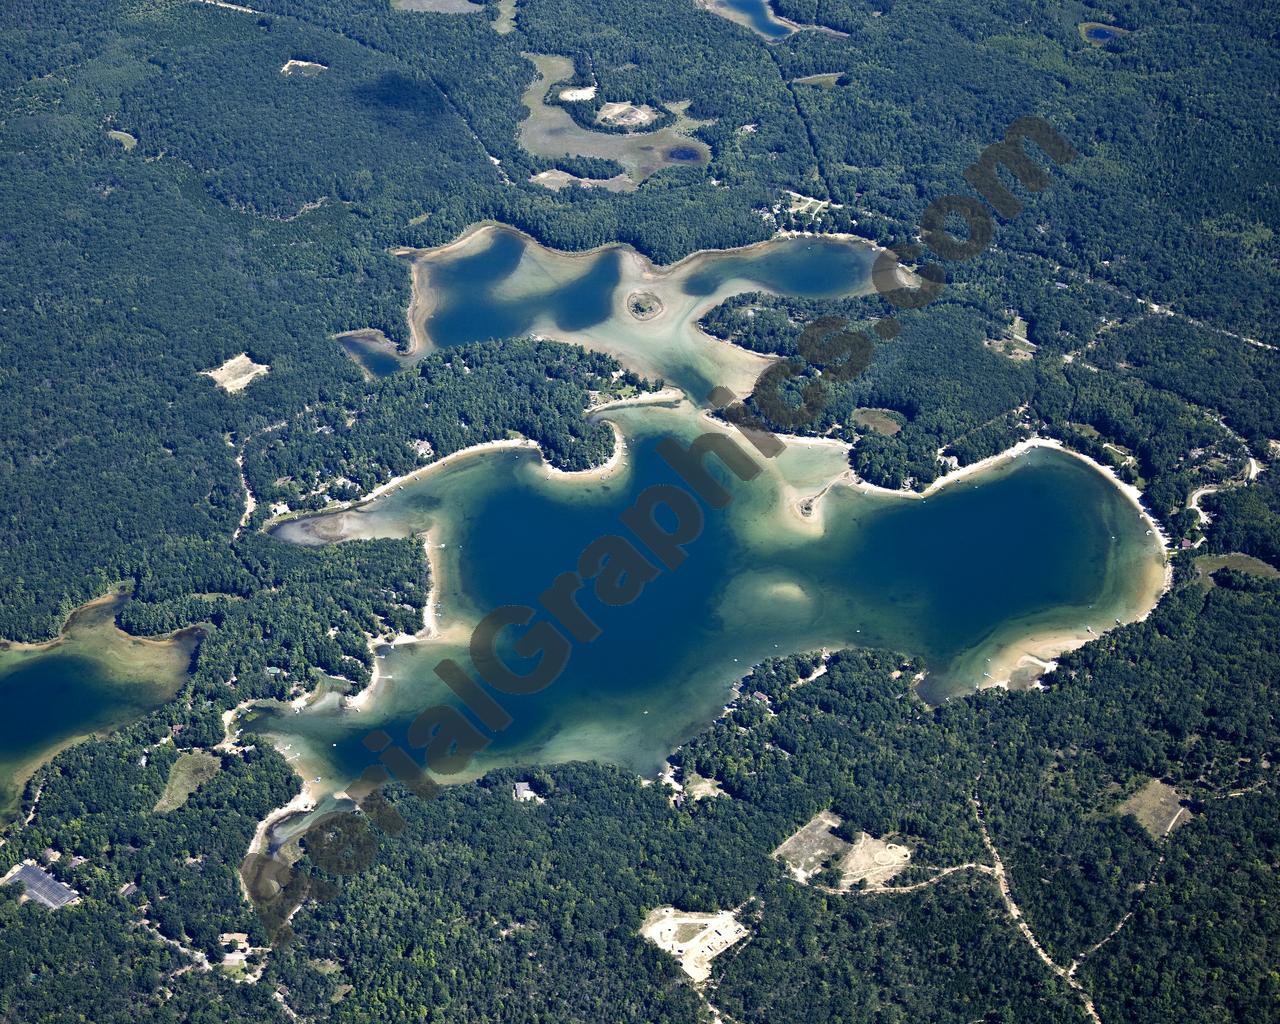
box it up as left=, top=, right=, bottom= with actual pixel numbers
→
left=639, top=906, right=749, bottom=983
left=202, top=353, right=269, bottom=392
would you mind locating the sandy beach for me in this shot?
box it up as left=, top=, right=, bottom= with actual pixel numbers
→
left=245, top=780, right=320, bottom=859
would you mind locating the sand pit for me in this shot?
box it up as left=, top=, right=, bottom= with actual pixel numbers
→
left=559, top=85, right=597, bottom=102
left=639, top=906, right=749, bottom=983
left=281, top=59, right=328, bottom=76
left=839, top=831, right=911, bottom=888
left=202, top=353, right=269, bottom=392
left=597, top=101, right=659, bottom=129
left=773, top=812, right=912, bottom=890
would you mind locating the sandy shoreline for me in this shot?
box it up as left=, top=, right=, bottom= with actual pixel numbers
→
left=245, top=782, right=321, bottom=859
left=837, top=435, right=1171, bottom=555
left=735, top=426, right=1173, bottom=693
left=346, top=537, right=443, bottom=713
left=270, top=391, right=676, bottom=534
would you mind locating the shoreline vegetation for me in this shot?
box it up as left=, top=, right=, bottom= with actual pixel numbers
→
left=12, top=199, right=1168, bottom=839
left=227, top=206, right=1175, bottom=801
left=771, top=431, right=1171, bottom=689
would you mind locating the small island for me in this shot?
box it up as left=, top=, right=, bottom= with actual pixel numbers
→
left=627, top=290, right=664, bottom=321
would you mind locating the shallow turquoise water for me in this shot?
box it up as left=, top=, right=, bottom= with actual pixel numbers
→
left=254, top=428, right=1161, bottom=787
left=713, top=0, right=795, bottom=40
left=0, top=609, right=197, bottom=813
left=425, top=231, right=621, bottom=347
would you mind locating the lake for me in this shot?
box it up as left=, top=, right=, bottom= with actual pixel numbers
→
left=705, top=0, right=796, bottom=41
left=0, top=594, right=197, bottom=816
left=254, top=225, right=1167, bottom=808
left=255, top=404, right=1165, bottom=798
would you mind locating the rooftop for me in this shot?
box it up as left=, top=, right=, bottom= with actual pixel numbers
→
left=3, top=862, right=81, bottom=910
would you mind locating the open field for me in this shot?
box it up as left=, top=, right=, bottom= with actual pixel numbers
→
left=985, top=335, right=1036, bottom=361
left=773, top=811, right=912, bottom=890
left=519, top=54, right=710, bottom=182
left=840, top=831, right=912, bottom=888
left=852, top=408, right=903, bottom=436
left=1115, top=778, right=1191, bottom=837
left=154, top=751, right=221, bottom=812
left=493, top=0, right=517, bottom=32
left=528, top=169, right=635, bottom=193
left=106, top=129, right=137, bottom=150
left=773, top=810, right=850, bottom=881
left=202, top=353, right=269, bottom=392
left=1195, top=553, right=1280, bottom=582
left=639, top=906, right=749, bottom=983
left=790, top=72, right=842, bottom=88
left=682, top=770, right=725, bottom=801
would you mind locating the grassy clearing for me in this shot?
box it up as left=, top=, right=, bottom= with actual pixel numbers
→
left=106, top=130, right=137, bottom=150
left=790, top=72, right=842, bottom=88
left=1114, top=778, right=1189, bottom=837
left=1195, top=553, right=1280, bottom=582
left=154, top=751, right=221, bottom=812
left=493, top=0, right=517, bottom=32
left=984, top=336, right=1036, bottom=361
left=852, top=408, right=903, bottom=436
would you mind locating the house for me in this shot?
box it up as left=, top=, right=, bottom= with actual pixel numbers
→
left=513, top=782, right=536, bottom=802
